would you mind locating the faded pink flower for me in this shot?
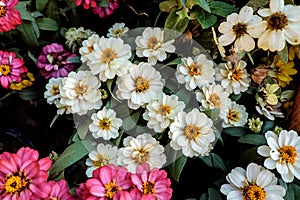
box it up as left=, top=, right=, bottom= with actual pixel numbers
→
left=0, top=147, right=52, bottom=199
left=0, top=50, right=28, bottom=89
left=45, top=180, right=76, bottom=200
left=131, top=163, right=173, bottom=200
left=36, top=43, right=77, bottom=79
left=76, top=0, right=97, bottom=9
left=92, top=0, right=119, bottom=18
left=0, top=0, right=22, bottom=32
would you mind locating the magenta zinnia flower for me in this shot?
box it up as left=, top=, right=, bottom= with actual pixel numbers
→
left=0, top=50, right=28, bottom=89
left=0, top=147, right=52, bottom=199
left=45, top=180, right=76, bottom=200
left=0, top=0, right=22, bottom=32
left=76, top=0, right=97, bottom=9
left=131, top=163, right=173, bottom=200
left=92, top=0, right=119, bottom=18
left=36, top=43, right=77, bottom=79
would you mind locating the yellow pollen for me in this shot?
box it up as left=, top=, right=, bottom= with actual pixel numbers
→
left=105, top=182, right=121, bottom=199
left=51, top=85, right=60, bottom=95
left=0, top=64, right=11, bottom=76
left=242, top=183, right=266, bottom=200
left=184, top=125, right=201, bottom=140
left=267, top=12, right=288, bottom=30
left=188, top=64, right=201, bottom=76
left=50, top=197, right=58, bottom=200
left=209, top=93, right=221, bottom=107
left=147, top=36, right=160, bottom=49
left=157, top=105, right=171, bottom=116
left=229, top=68, right=242, bottom=81
left=92, top=158, right=108, bottom=167
left=99, top=118, right=111, bottom=130
left=101, top=48, right=117, bottom=63
left=279, top=145, right=297, bottom=164
left=75, top=82, right=87, bottom=95
left=88, top=46, right=94, bottom=52
left=5, top=171, right=29, bottom=194
left=142, top=181, right=156, bottom=195
left=0, top=5, right=6, bottom=17
left=134, top=148, right=150, bottom=164
left=227, top=109, right=239, bottom=122
left=135, top=76, right=150, bottom=93
left=232, top=23, right=248, bottom=38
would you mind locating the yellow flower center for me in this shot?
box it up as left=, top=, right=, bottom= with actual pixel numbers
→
left=232, top=23, right=248, bottom=38
left=147, top=36, right=160, bottom=49
left=0, top=5, right=6, bottom=17
left=135, top=76, right=150, bottom=93
left=267, top=12, right=288, bottom=30
left=51, top=85, right=60, bottom=95
left=75, top=81, right=87, bottom=95
left=188, top=64, right=202, bottom=76
left=88, top=46, right=94, bottom=53
left=242, top=183, right=266, bottom=200
left=229, top=68, right=242, bottom=81
left=0, top=64, right=11, bottom=76
left=92, top=157, right=108, bottom=167
left=105, top=182, right=121, bottom=199
left=133, top=148, right=150, bottom=164
left=5, top=171, right=30, bottom=194
left=279, top=145, right=297, bottom=164
left=209, top=93, right=221, bottom=107
left=227, top=109, right=239, bottom=122
left=99, top=118, right=111, bottom=130
left=157, top=105, right=171, bottom=116
left=142, top=181, right=156, bottom=195
left=50, top=197, right=58, bottom=200
left=101, top=48, right=117, bottom=63
left=184, top=125, right=201, bottom=140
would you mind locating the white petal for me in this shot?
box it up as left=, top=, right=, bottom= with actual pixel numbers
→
left=227, top=13, right=239, bottom=25
left=269, top=30, right=286, bottom=52
left=246, top=163, right=260, bottom=183
left=238, top=6, right=254, bottom=23
left=258, top=145, right=271, bottom=157
left=218, top=32, right=236, bottom=46
left=256, top=170, right=273, bottom=188
left=235, top=34, right=255, bottom=52
left=227, top=190, right=243, bottom=200
left=264, top=158, right=276, bottom=169
left=220, top=184, right=237, bottom=195
left=281, top=172, right=294, bottom=183
left=265, top=185, right=286, bottom=197
left=276, top=163, right=289, bottom=174
left=257, top=8, right=271, bottom=17
left=218, top=22, right=233, bottom=34
left=270, top=0, right=284, bottom=12
left=288, top=164, right=300, bottom=180
left=283, top=23, right=300, bottom=45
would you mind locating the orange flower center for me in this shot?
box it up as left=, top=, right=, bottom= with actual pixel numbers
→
left=279, top=145, right=297, bottom=164
left=227, top=109, right=239, bottom=122
left=209, top=93, right=221, bottom=107
left=157, top=105, right=171, bottom=116
left=133, top=148, right=150, bottom=163
left=101, top=48, right=117, bottom=63
left=135, top=76, right=150, bottom=93
left=51, top=85, right=60, bottom=95
left=5, top=171, right=30, bottom=194
left=147, top=36, right=160, bottom=49
left=0, top=64, right=11, bottom=76
left=184, top=125, right=201, bottom=140
left=267, top=12, right=288, bottom=30
left=105, top=182, right=121, bottom=199
left=232, top=23, right=247, bottom=38
left=188, top=64, right=202, bottom=76
left=242, top=183, right=266, bottom=200
left=142, top=181, right=156, bottom=195
left=98, top=118, right=111, bottom=130
left=229, top=68, right=243, bottom=81
left=0, top=5, right=6, bottom=17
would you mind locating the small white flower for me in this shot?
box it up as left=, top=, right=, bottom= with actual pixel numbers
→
left=196, top=83, right=231, bottom=117
left=218, top=6, right=265, bottom=52
left=117, top=133, right=166, bottom=173
left=107, top=22, right=129, bottom=38
left=116, top=62, right=164, bottom=109
left=257, top=0, right=300, bottom=51
left=89, top=108, right=122, bottom=140
left=220, top=101, right=248, bottom=128
left=220, top=163, right=286, bottom=199
left=168, top=108, right=215, bottom=157
left=85, top=143, right=118, bottom=177
left=87, top=37, right=132, bottom=81
left=44, top=77, right=63, bottom=105
left=257, top=130, right=300, bottom=183
left=60, top=70, right=102, bottom=115
left=143, top=93, right=185, bottom=133
left=135, top=27, right=175, bottom=65
left=216, top=60, right=251, bottom=95
left=175, top=54, right=215, bottom=91
left=79, top=34, right=101, bottom=63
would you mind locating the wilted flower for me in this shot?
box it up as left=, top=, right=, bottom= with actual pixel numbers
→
left=36, top=43, right=77, bottom=79
left=248, top=117, right=263, bottom=133
left=64, top=27, right=94, bottom=52
left=0, top=0, right=22, bottom=33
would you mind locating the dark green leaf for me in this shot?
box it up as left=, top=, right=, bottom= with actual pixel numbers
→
left=285, top=183, right=295, bottom=200
left=68, top=56, right=81, bottom=63
left=175, top=88, right=191, bottom=107
left=203, top=108, right=220, bottom=121
left=31, top=22, right=40, bottom=38
left=17, top=87, right=40, bottom=100
left=208, top=188, right=222, bottom=200
left=36, top=17, right=59, bottom=31
left=46, top=0, right=60, bottom=23
left=15, top=1, right=35, bottom=21
left=238, top=134, right=266, bottom=145
left=122, top=110, right=141, bottom=131
left=75, top=114, right=93, bottom=140
left=194, top=0, right=211, bottom=13
left=193, top=10, right=217, bottom=29
left=277, top=44, right=289, bottom=63
left=164, top=10, right=189, bottom=41
left=246, top=0, right=269, bottom=11
left=261, top=121, right=275, bottom=133
left=223, top=127, right=247, bottom=137
left=168, top=154, right=187, bottom=182
left=209, top=1, right=238, bottom=17
left=36, top=0, right=49, bottom=12
left=229, top=93, right=242, bottom=101
left=202, top=153, right=227, bottom=172
left=200, top=193, right=208, bottom=200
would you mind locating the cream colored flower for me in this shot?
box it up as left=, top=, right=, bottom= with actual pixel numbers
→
left=218, top=6, right=265, bottom=52
left=65, top=27, right=94, bottom=52
left=257, top=0, right=300, bottom=51
left=220, top=101, right=248, bottom=128
left=107, top=22, right=129, bottom=38
left=79, top=34, right=101, bottom=63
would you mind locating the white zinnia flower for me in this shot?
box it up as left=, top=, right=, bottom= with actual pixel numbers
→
left=220, top=163, right=286, bottom=200
left=107, top=22, right=129, bottom=38
left=257, top=0, right=300, bottom=51
left=89, top=108, right=122, bottom=140
left=257, top=130, right=300, bottom=183
left=85, top=143, right=118, bottom=177
left=116, top=62, right=164, bottom=109
left=60, top=70, right=102, bottom=115
left=135, top=27, right=176, bottom=65
left=143, top=93, right=185, bottom=133
left=87, top=37, right=132, bottom=81
left=175, top=54, right=215, bottom=91
left=218, top=6, right=265, bottom=52
left=44, top=77, right=63, bottom=105
left=117, top=133, right=166, bottom=173
left=79, top=34, right=101, bottom=63
left=220, top=101, right=248, bottom=128
left=168, top=108, right=215, bottom=157
left=216, top=60, right=251, bottom=95
left=196, top=83, right=231, bottom=117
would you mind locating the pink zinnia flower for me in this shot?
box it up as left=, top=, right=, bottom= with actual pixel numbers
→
left=92, top=0, right=119, bottom=18
left=0, top=0, right=22, bottom=32
left=114, top=188, right=142, bottom=200
left=0, top=147, right=52, bottom=199
left=45, top=180, right=76, bottom=200
left=84, top=164, right=132, bottom=199
left=76, top=0, right=97, bottom=9
left=131, top=163, right=173, bottom=200
left=0, top=50, right=28, bottom=89
left=36, top=43, right=77, bottom=79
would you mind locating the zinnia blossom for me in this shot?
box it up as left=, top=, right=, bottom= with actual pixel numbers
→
left=36, top=43, right=77, bottom=79
left=92, top=0, right=119, bottom=18
left=46, top=180, right=76, bottom=200
left=0, top=50, right=28, bottom=89
left=75, top=0, right=97, bottom=9
left=0, top=0, right=22, bottom=33
left=0, top=147, right=52, bottom=199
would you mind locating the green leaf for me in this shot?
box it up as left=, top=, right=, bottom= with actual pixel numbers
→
left=49, top=140, right=96, bottom=179
left=49, top=114, right=59, bottom=128
left=164, top=10, right=189, bottom=41
left=164, top=57, right=182, bottom=66
left=209, top=1, right=238, bottom=17
left=99, top=0, right=109, bottom=7
left=15, top=1, right=35, bottom=21
left=238, top=134, right=266, bottom=145
left=194, top=0, right=211, bottom=13
left=277, top=44, right=289, bottom=63
left=203, top=108, right=220, bottom=121
left=68, top=56, right=81, bottom=63
left=159, top=0, right=180, bottom=12
left=17, top=87, right=40, bottom=100
left=261, top=120, right=275, bottom=133
left=76, top=115, right=93, bottom=140
left=223, top=127, right=247, bottom=137
left=175, top=88, right=191, bottom=107
left=16, top=22, right=40, bottom=47
left=36, top=17, right=59, bottom=31
left=246, top=0, right=269, bottom=11
left=193, top=10, right=217, bottom=29
left=46, top=0, right=60, bottom=23
left=285, top=183, right=296, bottom=200
left=168, top=154, right=187, bottom=182
left=36, top=0, right=49, bottom=12
left=208, top=188, right=222, bottom=200
left=202, top=153, right=227, bottom=172
left=200, top=193, right=208, bottom=200
left=31, top=22, right=40, bottom=38
left=122, top=110, right=141, bottom=131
